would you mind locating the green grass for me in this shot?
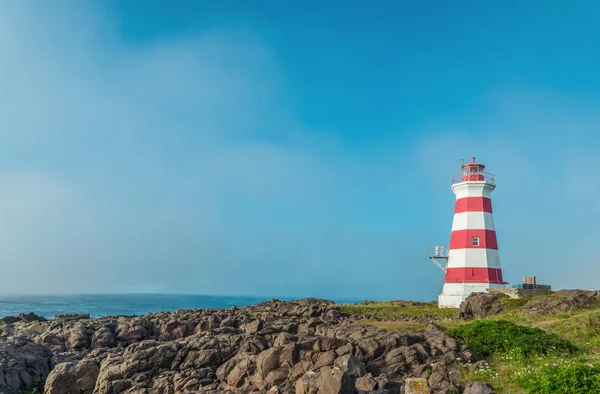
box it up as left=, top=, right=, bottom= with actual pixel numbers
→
left=519, top=362, right=600, bottom=393
left=339, top=301, right=457, bottom=319
left=460, top=352, right=600, bottom=394
left=501, top=295, right=538, bottom=311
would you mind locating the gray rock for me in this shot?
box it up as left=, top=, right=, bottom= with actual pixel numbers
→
left=91, top=327, right=117, bottom=349
left=243, top=318, right=264, bottom=335
left=43, top=362, right=77, bottom=394
left=296, top=370, right=320, bottom=394
left=75, top=359, right=101, bottom=393
left=0, top=339, right=51, bottom=394
left=314, top=351, right=336, bottom=369
left=1, top=312, right=47, bottom=325
left=522, top=290, right=597, bottom=315
left=317, top=366, right=354, bottom=394
left=267, top=386, right=281, bottom=394
left=66, top=324, right=91, bottom=350
left=355, top=373, right=377, bottom=391
left=333, top=354, right=367, bottom=378
left=463, top=381, right=496, bottom=394
left=358, top=391, right=390, bottom=394
left=459, top=293, right=507, bottom=320
left=53, top=313, right=90, bottom=322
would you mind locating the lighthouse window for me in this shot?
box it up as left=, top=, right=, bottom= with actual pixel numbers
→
left=472, top=236, right=480, bottom=246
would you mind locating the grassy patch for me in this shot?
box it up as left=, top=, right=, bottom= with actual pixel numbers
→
left=355, top=320, right=427, bottom=333
left=501, top=295, right=538, bottom=311
left=530, top=311, right=600, bottom=350
left=518, top=362, right=600, bottom=393
left=461, top=353, right=600, bottom=394
left=449, top=320, right=577, bottom=358
left=455, top=317, right=600, bottom=393
left=339, top=302, right=457, bottom=319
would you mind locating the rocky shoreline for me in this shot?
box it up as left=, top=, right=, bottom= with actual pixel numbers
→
left=0, top=297, right=495, bottom=394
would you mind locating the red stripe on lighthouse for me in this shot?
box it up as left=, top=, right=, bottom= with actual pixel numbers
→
left=449, top=229, right=498, bottom=250
left=444, top=267, right=505, bottom=284
left=454, top=197, right=493, bottom=214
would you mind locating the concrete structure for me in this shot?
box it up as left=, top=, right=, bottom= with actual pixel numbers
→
left=430, top=157, right=506, bottom=308
left=487, top=276, right=551, bottom=299
left=486, top=286, right=551, bottom=299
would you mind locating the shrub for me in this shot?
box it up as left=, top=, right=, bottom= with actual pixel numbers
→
left=448, top=320, right=577, bottom=358
left=519, top=363, right=600, bottom=393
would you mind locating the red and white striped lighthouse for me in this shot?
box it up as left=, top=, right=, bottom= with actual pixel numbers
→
left=435, top=157, right=506, bottom=308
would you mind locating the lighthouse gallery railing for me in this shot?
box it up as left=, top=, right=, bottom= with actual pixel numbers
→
left=452, top=172, right=496, bottom=185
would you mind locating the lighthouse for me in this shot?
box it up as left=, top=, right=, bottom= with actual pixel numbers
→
left=430, top=157, right=506, bottom=308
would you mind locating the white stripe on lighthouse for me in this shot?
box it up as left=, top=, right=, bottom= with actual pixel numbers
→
left=446, top=249, right=501, bottom=269
left=451, top=211, right=495, bottom=232
left=440, top=282, right=505, bottom=295
left=451, top=181, right=495, bottom=199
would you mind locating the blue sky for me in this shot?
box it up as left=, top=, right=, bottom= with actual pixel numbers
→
left=0, top=1, right=599, bottom=300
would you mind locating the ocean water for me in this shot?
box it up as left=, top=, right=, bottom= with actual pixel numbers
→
left=0, top=294, right=359, bottom=319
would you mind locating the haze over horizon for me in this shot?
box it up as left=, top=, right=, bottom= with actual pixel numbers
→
left=1, top=1, right=599, bottom=300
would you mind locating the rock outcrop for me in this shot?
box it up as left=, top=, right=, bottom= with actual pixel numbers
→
left=459, top=293, right=508, bottom=320
left=521, top=290, right=599, bottom=315
left=459, top=290, right=600, bottom=320
left=0, top=298, right=481, bottom=394
left=0, top=338, right=52, bottom=394
left=0, top=312, right=48, bottom=325
left=463, top=381, right=496, bottom=394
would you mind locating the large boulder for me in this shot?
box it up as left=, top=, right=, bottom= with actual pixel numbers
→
left=243, top=318, right=264, bottom=335
left=74, top=358, right=101, bottom=393
left=295, top=367, right=354, bottom=394
left=355, top=373, right=377, bottom=391
left=66, top=324, right=92, bottom=350
left=0, top=339, right=52, bottom=394
left=427, top=363, right=461, bottom=393
left=115, top=317, right=152, bottom=344
left=43, top=362, right=77, bottom=394
left=296, top=370, right=320, bottom=394
left=463, top=381, right=496, bottom=394
left=333, top=355, right=366, bottom=378
left=459, top=293, right=507, bottom=320
left=91, top=326, right=117, bottom=349
left=318, top=367, right=354, bottom=394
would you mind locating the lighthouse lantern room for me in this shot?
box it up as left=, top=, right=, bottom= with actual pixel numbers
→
left=430, top=157, right=506, bottom=308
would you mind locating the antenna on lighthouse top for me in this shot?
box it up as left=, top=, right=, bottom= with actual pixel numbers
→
left=456, top=158, right=464, bottom=167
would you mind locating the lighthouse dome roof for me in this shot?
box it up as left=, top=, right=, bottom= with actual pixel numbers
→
left=462, top=156, right=485, bottom=169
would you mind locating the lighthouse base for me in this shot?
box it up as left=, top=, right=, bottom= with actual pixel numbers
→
left=438, top=282, right=505, bottom=308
